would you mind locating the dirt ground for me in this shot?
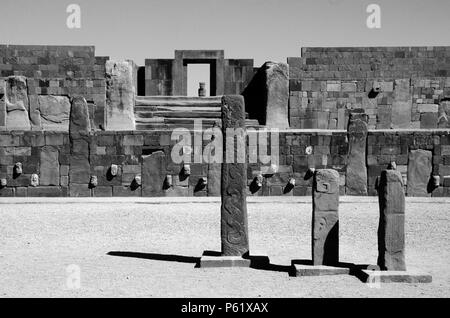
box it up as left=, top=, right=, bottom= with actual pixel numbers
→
left=0, top=197, right=448, bottom=298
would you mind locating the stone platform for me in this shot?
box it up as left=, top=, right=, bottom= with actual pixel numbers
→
left=293, top=264, right=351, bottom=277
left=360, top=269, right=432, bottom=283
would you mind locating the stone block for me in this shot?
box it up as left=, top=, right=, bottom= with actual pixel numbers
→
left=407, top=149, right=432, bottom=197
left=40, top=146, right=59, bottom=185
left=294, top=264, right=350, bottom=276
left=142, top=151, right=166, bottom=196
left=418, top=104, right=438, bottom=113
left=360, top=269, right=432, bottom=283
left=5, top=76, right=31, bottom=130
left=105, top=60, right=136, bottom=131
left=420, top=112, right=438, bottom=129
left=69, top=184, right=91, bottom=197
left=199, top=255, right=251, bottom=268
left=37, top=95, right=71, bottom=131
left=28, top=186, right=63, bottom=197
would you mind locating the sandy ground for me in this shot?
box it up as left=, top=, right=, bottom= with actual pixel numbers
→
left=0, top=197, right=449, bottom=298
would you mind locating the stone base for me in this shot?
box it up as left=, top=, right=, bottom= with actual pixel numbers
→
left=293, top=264, right=350, bottom=277
left=360, top=270, right=432, bottom=283
left=199, top=255, right=251, bottom=268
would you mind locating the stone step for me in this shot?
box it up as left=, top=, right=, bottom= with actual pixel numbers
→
left=135, top=110, right=221, bottom=119
left=135, top=119, right=263, bottom=131
left=135, top=105, right=222, bottom=112
left=135, top=96, right=222, bottom=107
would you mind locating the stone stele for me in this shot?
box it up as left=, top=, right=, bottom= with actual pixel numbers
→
left=69, top=96, right=91, bottom=135
left=377, top=169, right=406, bottom=271
left=105, top=60, right=136, bottom=131
left=346, top=114, right=368, bottom=195
left=220, top=95, right=249, bottom=257
left=407, top=149, right=432, bottom=197
left=312, top=169, right=340, bottom=266
left=264, top=62, right=289, bottom=129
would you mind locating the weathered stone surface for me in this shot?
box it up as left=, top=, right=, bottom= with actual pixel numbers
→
left=294, top=264, right=349, bottom=276
left=69, top=154, right=90, bottom=184
left=69, top=96, right=91, bottom=134
left=265, top=62, right=289, bottom=129
left=312, top=169, right=339, bottom=266
left=37, top=95, right=71, bottom=131
left=5, top=76, right=31, bottom=130
left=377, top=170, right=406, bottom=271
left=40, top=146, right=59, bottom=186
left=105, top=61, right=136, bottom=131
left=0, top=79, right=6, bottom=130
left=407, top=149, right=432, bottom=197
left=391, top=79, right=412, bottom=129
left=142, top=151, right=165, bottom=196
left=221, top=95, right=249, bottom=257
left=346, top=115, right=368, bottom=195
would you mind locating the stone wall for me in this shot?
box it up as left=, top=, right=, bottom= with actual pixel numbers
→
left=0, top=45, right=108, bottom=132
left=1, top=129, right=449, bottom=197
left=288, top=47, right=450, bottom=130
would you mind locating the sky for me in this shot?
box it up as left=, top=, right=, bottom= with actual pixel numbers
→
left=1, top=0, right=449, bottom=95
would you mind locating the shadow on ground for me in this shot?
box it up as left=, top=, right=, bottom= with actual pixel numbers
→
left=107, top=251, right=369, bottom=280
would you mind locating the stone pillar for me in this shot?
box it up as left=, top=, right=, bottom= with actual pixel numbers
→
left=265, top=62, right=289, bottom=129
left=220, top=95, right=249, bottom=257
left=242, top=62, right=289, bottom=129
left=312, top=169, right=340, bottom=266
left=69, top=96, right=91, bottom=197
left=346, top=113, right=368, bottom=195
left=377, top=169, right=406, bottom=271
left=407, top=149, right=432, bottom=197
left=70, top=96, right=91, bottom=134
left=0, top=79, right=6, bottom=131
left=105, top=60, right=136, bottom=131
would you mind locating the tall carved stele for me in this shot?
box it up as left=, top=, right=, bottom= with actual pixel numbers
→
left=312, top=169, right=340, bottom=266
left=220, top=95, right=249, bottom=257
left=377, top=169, right=406, bottom=271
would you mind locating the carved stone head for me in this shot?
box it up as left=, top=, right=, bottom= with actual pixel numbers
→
left=30, top=174, right=39, bottom=187
left=0, top=178, right=7, bottom=188
left=255, top=174, right=263, bottom=187
left=89, top=176, right=98, bottom=188
left=288, top=178, right=296, bottom=186
left=110, top=164, right=118, bottom=177
left=182, top=164, right=191, bottom=177
left=14, top=162, right=23, bottom=175
left=134, top=175, right=142, bottom=186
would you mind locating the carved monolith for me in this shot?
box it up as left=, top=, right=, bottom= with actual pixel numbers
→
left=221, top=95, right=249, bottom=257
left=377, top=169, right=406, bottom=271
left=346, top=114, right=368, bottom=195
left=312, top=169, right=340, bottom=266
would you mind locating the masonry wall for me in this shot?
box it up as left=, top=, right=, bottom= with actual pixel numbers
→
left=1, top=129, right=449, bottom=197
left=0, top=45, right=108, bottom=131
left=288, top=47, right=450, bottom=130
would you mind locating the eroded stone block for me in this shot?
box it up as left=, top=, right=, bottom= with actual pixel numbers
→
left=5, top=76, right=31, bottom=130
left=407, top=149, right=432, bottom=197
left=346, top=114, right=368, bottom=195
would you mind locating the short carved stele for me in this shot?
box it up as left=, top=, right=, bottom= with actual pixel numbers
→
left=220, top=95, right=249, bottom=257
left=377, top=169, right=406, bottom=271
left=312, top=169, right=340, bottom=266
